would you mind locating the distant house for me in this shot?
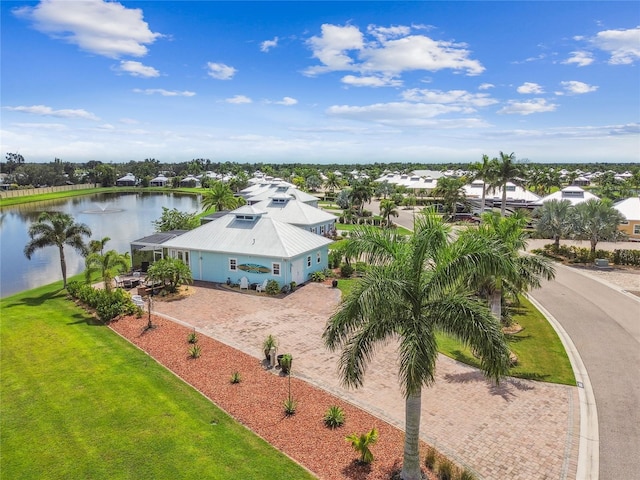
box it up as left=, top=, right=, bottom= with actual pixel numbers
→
left=245, top=182, right=319, bottom=207
left=614, top=196, right=640, bottom=241
left=251, top=193, right=337, bottom=235
left=180, top=175, right=201, bottom=188
left=535, top=186, right=599, bottom=206
left=116, top=173, right=137, bottom=187
left=162, top=205, right=333, bottom=287
left=149, top=174, right=169, bottom=187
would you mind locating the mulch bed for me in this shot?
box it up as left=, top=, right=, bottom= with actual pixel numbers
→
left=110, top=314, right=438, bottom=480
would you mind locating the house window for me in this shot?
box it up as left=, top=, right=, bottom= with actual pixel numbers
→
left=229, top=258, right=237, bottom=271
left=316, top=252, right=321, bottom=264
left=272, top=263, right=281, bottom=276
left=174, top=250, right=189, bottom=264
left=307, top=255, right=312, bottom=267
left=320, top=225, right=325, bottom=235
left=634, top=225, right=640, bottom=235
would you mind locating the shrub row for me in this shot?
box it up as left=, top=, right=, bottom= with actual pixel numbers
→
left=66, top=281, right=139, bottom=322
left=533, top=245, right=640, bottom=266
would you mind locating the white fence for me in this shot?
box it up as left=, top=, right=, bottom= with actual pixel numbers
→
left=0, top=183, right=98, bottom=199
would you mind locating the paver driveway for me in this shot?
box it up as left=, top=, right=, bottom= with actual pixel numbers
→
left=152, top=281, right=579, bottom=480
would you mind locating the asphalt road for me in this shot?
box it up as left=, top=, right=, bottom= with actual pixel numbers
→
left=371, top=199, right=640, bottom=479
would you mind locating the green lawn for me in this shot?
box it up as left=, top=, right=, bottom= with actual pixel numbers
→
left=336, top=280, right=575, bottom=386
left=0, top=282, right=315, bottom=480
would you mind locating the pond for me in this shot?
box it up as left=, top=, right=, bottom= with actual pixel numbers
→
left=0, top=192, right=201, bottom=298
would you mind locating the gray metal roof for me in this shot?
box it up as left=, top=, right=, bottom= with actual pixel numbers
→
left=247, top=186, right=318, bottom=204
left=162, top=213, right=333, bottom=258
left=252, top=197, right=337, bottom=226
left=131, top=230, right=188, bottom=247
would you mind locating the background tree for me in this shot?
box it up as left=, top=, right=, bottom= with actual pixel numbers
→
left=201, top=181, right=241, bottom=212
left=324, top=172, right=342, bottom=197
left=153, top=207, right=199, bottom=232
left=24, top=212, right=91, bottom=288
left=348, top=180, right=374, bottom=216
left=374, top=180, right=394, bottom=199
left=146, top=257, right=193, bottom=293
left=533, top=200, right=573, bottom=250
left=470, top=154, right=496, bottom=213
left=432, top=176, right=467, bottom=217
left=228, top=172, right=249, bottom=193
left=570, top=199, right=626, bottom=255
left=379, top=199, right=399, bottom=227
left=305, top=174, right=322, bottom=192
left=85, top=249, right=130, bottom=292
left=323, top=211, right=511, bottom=480
left=488, top=151, right=523, bottom=216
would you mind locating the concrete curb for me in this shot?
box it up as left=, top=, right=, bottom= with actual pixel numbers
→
left=527, top=294, right=599, bottom=480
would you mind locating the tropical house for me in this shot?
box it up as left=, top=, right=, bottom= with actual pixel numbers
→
left=614, top=196, right=640, bottom=241
left=149, top=174, right=169, bottom=187
left=179, top=174, right=201, bottom=188
left=129, top=230, right=189, bottom=271
left=245, top=182, right=319, bottom=207
left=463, top=180, right=541, bottom=212
left=251, top=193, right=337, bottom=235
left=535, top=186, right=600, bottom=206
left=161, top=205, right=333, bottom=287
left=116, top=173, right=137, bottom=187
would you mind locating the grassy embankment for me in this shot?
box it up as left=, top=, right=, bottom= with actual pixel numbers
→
left=0, top=280, right=315, bottom=480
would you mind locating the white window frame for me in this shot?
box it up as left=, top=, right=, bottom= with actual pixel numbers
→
left=272, top=262, right=281, bottom=276
left=307, top=255, right=312, bottom=267
left=634, top=224, right=640, bottom=235
left=229, top=258, right=237, bottom=271
left=316, top=252, right=321, bottom=264
left=320, top=225, right=325, bottom=235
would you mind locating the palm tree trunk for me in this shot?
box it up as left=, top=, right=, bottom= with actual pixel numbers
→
left=59, top=245, right=67, bottom=288
left=500, top=186, right=507, bottom=216
left=480, top=187, right=486, bottom=213
left=401, top=390, right=422, bottom=480
left=490, top=290, right=502, bottom=322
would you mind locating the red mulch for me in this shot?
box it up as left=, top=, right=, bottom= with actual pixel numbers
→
left=110, top=314, right=437, bottom=480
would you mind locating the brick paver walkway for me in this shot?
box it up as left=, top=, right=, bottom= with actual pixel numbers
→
left=152, top=281, right=579, bottom=480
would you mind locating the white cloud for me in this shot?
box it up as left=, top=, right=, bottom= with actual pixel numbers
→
left=133, top=88, right=196, bottom=97
left=275, top=97, right=298, bottom=106
left=4, top=104, right=100, bottom=120
left=13, top=0, right=161, bottom=58
left=563, top=51, right=594, bottom=67
left=119, top=118, right=139, bottom=124
left=326, top=102, right=473, bottom=127
left=260, top=37, right=278, bottom=52
left=304, top=23, right=484, bottom=78
left=498, top=98, right=557, bottom=115
left=206, top=62, right=237, bottom=80
left=116, top=60, right=160, bottom=77
left=591, top=26, right=640, bottom=65
left=11, top=122, right=67, bottom=131
left=559, top=81, right=598, bottom=95
left=478, top=83, right=494, bottom=90
left=517, top=82, right=544, bottom=94
left=225, top=95, right=252, bottom=104
left=402, top=88, right=498, bottom=108
left=341, top=74, right=402, bottom=87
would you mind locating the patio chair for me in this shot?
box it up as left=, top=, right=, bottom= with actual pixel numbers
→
left=114, top=276, right=124, bottom=288
left=255, top=279, right=268, bottom=293
left=239, top=277, right=249, bottom=290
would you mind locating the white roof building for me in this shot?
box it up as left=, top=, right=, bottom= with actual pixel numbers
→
left=246, top=183, right=318, bottom=206
left=251, top=194, right=337, bottom=232
left=535, top=186, right=600, bottom=206
left=464, top=181, right=541, bottom=203
left=614, top=196, right=640, bottom=221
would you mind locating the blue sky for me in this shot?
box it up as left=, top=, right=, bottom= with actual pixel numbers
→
left=1, top=1, right=639, bottom=164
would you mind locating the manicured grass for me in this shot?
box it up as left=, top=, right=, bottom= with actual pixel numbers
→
left=336, top=279, right=575, bottom=386
left=1, top=282, right=315, bottom=480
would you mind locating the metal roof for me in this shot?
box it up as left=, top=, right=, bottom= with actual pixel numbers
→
left=251, top=197, right=337, bottom=226
left=162, top=213, right=333, bottom=258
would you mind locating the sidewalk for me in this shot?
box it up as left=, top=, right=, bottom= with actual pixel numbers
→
left=152, top=281, right=579, bottom=480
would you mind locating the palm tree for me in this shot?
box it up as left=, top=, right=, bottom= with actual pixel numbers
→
left=470, top=154, right=496, bottom=213
left=324, top=172, right=342, bottom=200
left=201, top=181, right=242, bottom=212
left=570, top=199, right=626, bottom=255
left=432, top=176, right=467, bottom=217
left=349, top=180, right=374, bottom=216
left=488, top=151, right=523, bottom=216
left=24, top=212, right=91, bottom=288
left=533, top=200, right=573, bottom=250
left=323, top=210, right=512, bottom=480
left=379, top=199, right=399, bottom=228
left=146, top=257, right=193, bottom=293
left=88, top=236, right=111, bottom=255
left=468, top=212, right=555, bottom=322
left=85, top=249, right=130, bottom=292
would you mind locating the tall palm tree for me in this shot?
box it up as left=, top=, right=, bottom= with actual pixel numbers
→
left=379, top=199, right=399, bottom=228
left=201, top=181, right=242, bottom=212
left=85, top=249, right=130, bottom=292
left=488, top=151, right=523, bottom=216
left=570, top=199, right=626, bottom=255
left=471, top=154, right=496, bottom=213
left=467, top=212, right=555, bottom=322
left=324, top=172, right=342, bottom=197
left=432, top=176, right=467, bottom=217
left=24, top=212, right=91, bottom=288
left=349, top=180, right=374, bottom=216
left=533, top=200, right=573, bottom=250
left=323, top=210, right=512, bottom=480
left=88, top=236, right=111, bottom=255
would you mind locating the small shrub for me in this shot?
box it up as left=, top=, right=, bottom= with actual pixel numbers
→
left=424, top=446, right=437, bottom=470
left=345, top=427, right=378, bottom=464
left=187, top=329, right=198, bottom=344
left=436, top=457, right=454, bottom=480
left=280, top=354, right=293, bottom=374
left=283, top=397, right=297, bottom=416
left=458, top=468, right=478, bottom=480
left=323, top=405, right=345, bottom=429
left=265, top=279, right=280, bottom=295
left=309, top=270, right=326, bottom=282
left=189, top=344, right=202, bottom=359
left=289, top=281, right=297, bottom=291
left=340, top=263, right=354, bottom=278
left=230, top=371, right=241, bottom=384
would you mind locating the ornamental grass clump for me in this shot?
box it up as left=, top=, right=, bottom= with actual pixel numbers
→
left=189, top=344, right=202, bottom=359
left=323, top=405, right=345, bottom=429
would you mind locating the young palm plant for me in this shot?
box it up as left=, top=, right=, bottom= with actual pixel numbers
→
left=84, top=249, right=130, bottom=292
left=323, top=209, right=513, bottom=480
left=345, top=427, right=378, bottom=464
